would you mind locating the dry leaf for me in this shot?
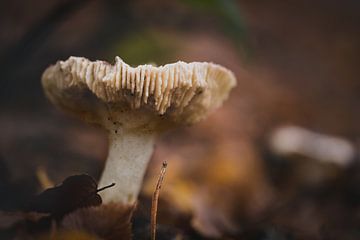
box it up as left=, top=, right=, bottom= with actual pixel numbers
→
left=25, top=174, right=104, bottom=218
left=0, top=211, right=25, bottom=230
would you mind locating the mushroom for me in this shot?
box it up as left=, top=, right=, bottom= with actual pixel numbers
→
left=268, top=125, right=356, bottom=186
left=41, top=56, right=236, bottom=204
left=269, top=125, right=355, bottom=167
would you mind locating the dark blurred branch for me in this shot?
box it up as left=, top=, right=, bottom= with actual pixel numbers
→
left=0, top=0, right=92, bottom=85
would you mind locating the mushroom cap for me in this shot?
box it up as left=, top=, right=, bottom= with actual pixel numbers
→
left=42, top=56, right=236, bottom=130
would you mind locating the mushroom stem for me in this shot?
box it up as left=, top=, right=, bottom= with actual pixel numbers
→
left=98, top=129, right=155, bottom=204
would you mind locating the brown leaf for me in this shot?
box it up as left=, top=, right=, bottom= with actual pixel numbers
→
left=25, top=174, right=111, bottom=218
left=0, top=211, right=50, bottom=230
left=62, top=203, right=135, bottom=240
left=0, top=211, right=24, bottom=230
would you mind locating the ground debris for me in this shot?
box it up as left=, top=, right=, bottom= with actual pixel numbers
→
left=62, top=202, right=135, bottom=240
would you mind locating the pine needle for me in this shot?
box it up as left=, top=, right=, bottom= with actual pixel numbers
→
left=36, top=166, right=54, bottom=189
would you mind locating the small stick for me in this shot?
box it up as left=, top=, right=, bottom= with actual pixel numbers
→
left=97, top=183, right=116, bottom=193
left=36, top=166, right=54, bottom=189
left=151, top=162, right=168, bottom=240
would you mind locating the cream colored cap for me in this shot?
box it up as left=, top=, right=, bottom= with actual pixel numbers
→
left=42, top=56, right=236, bottom=127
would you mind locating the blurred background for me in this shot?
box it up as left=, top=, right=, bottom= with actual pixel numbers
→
left=0, top=0, right=359, bottom=239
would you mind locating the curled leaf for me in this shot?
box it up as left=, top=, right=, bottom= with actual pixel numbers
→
left=25, top=174, right=114, bottom=218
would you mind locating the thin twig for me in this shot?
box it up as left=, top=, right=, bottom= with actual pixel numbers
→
left=97, top=183, right=116, bottom=193
left=151, top=161, right=168, bottom=240
left=36, top=166, right=54, bottom=189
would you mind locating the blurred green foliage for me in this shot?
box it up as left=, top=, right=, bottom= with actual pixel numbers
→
left=182, top=0, right=250, bottom=55
left=110, top=30, right=180, bottom=66
left=109, top=0, right=249, bottom=65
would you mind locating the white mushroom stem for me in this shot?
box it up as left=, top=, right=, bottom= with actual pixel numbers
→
left=98, top=128, right=155, bottom=204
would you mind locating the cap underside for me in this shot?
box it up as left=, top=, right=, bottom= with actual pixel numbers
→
left=42, top=56, right=236, bottom=127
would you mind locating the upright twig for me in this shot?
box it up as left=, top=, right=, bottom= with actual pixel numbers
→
left=36, top=166, right=54, bottom=189
left=151, top=161, right=168, bottom=240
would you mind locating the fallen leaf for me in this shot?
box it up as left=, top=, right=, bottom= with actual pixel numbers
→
left=0, top=211, right=23, bottom=230
left=25, top=174, right=113, bottom=218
